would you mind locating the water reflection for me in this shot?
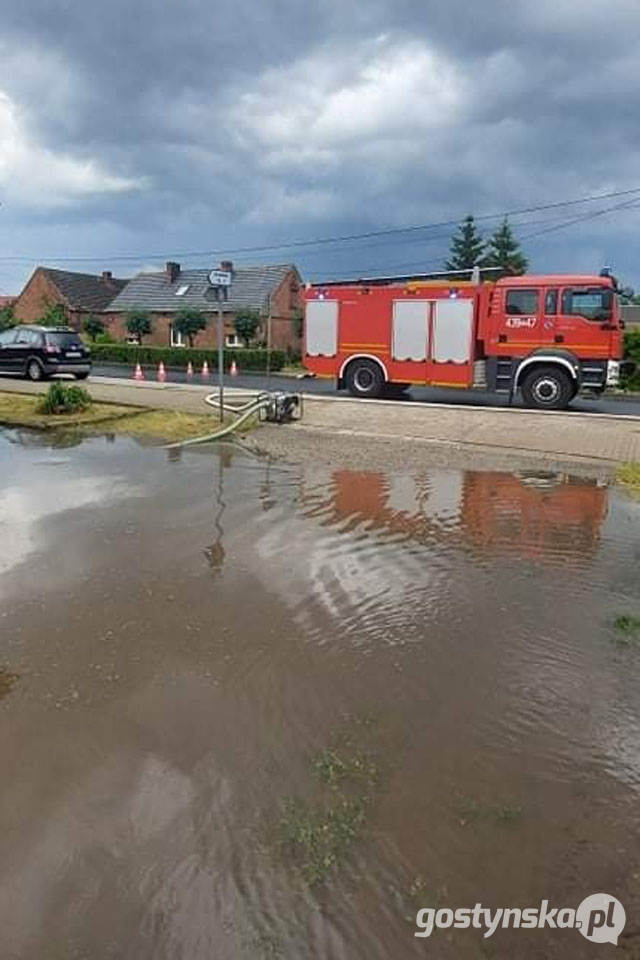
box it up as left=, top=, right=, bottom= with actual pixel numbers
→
left=204, top=448, right=229, bottom=573
left=2, top=430, right=639, bottom=960
left=304, top=467, right=608, bottom=562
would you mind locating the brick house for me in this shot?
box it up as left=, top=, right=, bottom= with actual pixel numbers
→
left=104, top=261, right=303, bottom=352
left=13, top=267, right=127, bottom=327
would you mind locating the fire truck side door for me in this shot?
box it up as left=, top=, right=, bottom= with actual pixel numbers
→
left=500, top=287, right=547, bottom=351
left=554, top=287, right=615, bottom=357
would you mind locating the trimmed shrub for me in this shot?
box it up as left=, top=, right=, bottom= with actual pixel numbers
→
left=89, top=343, right=286, bottom=372
left=36, top=383, right=92, bottom=414
left=623, top=329, right=640, bottom=390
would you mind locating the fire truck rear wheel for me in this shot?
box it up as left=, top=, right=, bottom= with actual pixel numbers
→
left=345, top=359, right=385, bottom=398
left=520, top=365, right=574, bottom=410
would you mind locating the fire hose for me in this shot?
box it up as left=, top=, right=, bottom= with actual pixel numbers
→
left=165, top=390, right=302, bottom=449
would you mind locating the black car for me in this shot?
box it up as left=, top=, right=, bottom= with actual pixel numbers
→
left=0, top=325, right=91, bottom=381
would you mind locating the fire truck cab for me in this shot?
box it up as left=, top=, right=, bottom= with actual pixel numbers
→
left=303, top=270, right=624, bottom=410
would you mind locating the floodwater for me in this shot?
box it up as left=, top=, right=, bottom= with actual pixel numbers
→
left=0, top=427, right=639, bottom=960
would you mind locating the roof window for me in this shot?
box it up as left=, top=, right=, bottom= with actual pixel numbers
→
left=175, top=284, right=190, bottom=296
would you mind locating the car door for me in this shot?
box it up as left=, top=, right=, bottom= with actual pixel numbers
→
left=0, top=327, right=18, bottom=371
left=10, top=326, right=38, bottom=372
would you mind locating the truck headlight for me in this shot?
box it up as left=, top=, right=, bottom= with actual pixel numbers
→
left=606, top=360, right=620, bottom=387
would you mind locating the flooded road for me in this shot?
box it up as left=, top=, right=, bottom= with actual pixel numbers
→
left=0, top=427, right=639, bottom=959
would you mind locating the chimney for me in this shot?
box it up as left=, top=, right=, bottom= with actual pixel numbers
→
left=220, top=260, right=233, bottom=273
left=101, top=270, right=113, bottom=284
left=166, top=261, right=180, bottom=283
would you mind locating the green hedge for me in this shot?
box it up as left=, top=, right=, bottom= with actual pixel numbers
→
left=89, top=343, right=286, bottom=372
left=623, top=330, right=640, bottom=390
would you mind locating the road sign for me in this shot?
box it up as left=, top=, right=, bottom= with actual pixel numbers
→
left=209, top=269, right=232, bottom=287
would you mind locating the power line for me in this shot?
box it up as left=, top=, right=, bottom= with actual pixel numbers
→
left=1, top=186, right=639, bottom=264
left=307, top=198, right=640, bottom=279
left=520, top=196, right=640, bottom=242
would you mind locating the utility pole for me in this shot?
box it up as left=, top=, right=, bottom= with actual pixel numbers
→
left=266, top=296, right=272, bottom=389
left=208, top=268, right=232, bottom=423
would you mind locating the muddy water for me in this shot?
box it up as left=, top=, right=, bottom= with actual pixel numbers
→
left=0, top=427, right=639, bottom=959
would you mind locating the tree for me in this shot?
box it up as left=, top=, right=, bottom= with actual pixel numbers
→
left=0, top=305, right=15, bottom=332
left=234, top=308, right=261, bottom=347
left=172, top=307, right=207, bottom=347
left=445, top=215, right=486, bottom=271
left=484, top=218, right=528, bottom=276
left=619, top=285, right=640, bottom=305
left=41, top=302, right=68, bottom=327
left=125, top=308, right=153, bottom=343
left=83, top=315, right=105, bottom=342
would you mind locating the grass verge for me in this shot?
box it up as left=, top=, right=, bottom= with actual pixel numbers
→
left=617, top=462, right=640, bottom=496
left=0, top=390, right=246, bottom=442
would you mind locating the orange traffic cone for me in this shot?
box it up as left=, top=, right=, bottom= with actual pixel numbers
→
left=157, top=360, right=166, bottom=383
left=186, top=361, right=194, bottom=379
left=134, top=361, right=144, bottom=381
left=230, top=359, right=238, bottom=377
left=201, top=360, right=210, bottom=378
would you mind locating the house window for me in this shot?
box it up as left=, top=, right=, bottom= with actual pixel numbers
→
left=170, top=325, right=185, bottom=347
left=225, top=333, right=242, bottom=348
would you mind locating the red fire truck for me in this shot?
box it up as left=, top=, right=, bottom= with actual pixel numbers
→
left=303, top=267, right=627, bottom=409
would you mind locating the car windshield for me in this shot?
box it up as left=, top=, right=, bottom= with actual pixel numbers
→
left=45, top=332, right=83, bottom=347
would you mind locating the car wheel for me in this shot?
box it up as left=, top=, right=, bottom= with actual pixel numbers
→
left=75, top=372, right=89, bottom=380
left=345, top=359, right=385, bottom=398
left=26, top=359, right=44, bottom=382
left=521, top=365, right=574, bottom=410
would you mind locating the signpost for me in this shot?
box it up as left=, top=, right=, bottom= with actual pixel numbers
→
left=208, top=269, right=232, bottom=422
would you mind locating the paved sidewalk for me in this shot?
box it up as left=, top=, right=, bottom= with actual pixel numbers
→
left=2, top=376, right=639, bottom=465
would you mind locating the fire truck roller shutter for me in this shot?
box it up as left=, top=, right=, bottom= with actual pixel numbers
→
left=306, top=299, right=338, bottom=357
left=392, top=300, right=431, bottom=361
left=432, top=299, right=474, bottom=363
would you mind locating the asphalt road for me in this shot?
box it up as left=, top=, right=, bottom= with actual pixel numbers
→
left=92, top=363, right=640, bottom=417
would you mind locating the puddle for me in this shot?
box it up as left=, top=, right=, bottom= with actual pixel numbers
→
left=0, top=427, right=639, bottom=959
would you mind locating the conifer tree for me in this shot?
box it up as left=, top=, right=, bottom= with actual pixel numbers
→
left=445, top=215, right=486, bottom=271
left=484, top=218, right=528, bottom=275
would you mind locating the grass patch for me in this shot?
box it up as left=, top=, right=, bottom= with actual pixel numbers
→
left=617, top=462, right=640, bottom=496
left=0, top=391, right=133, bottom=429
left=613, top=614, right=640, bottom=645
left=312, top=748, right=378, bottom=789
left=0, top=667, right=19, bottom=700
left=456, top=795, right=523, bottom=827
left=0, top=390, right=251, bottom=442
left=275, top=737, right=381, bottom=886
left=99, top=408, right=242, bottom=442
left=279, top=796, right=367, bottom=886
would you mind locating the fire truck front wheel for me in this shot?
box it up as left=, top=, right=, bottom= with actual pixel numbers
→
left=520, top=365, right=574, bottom=410
left=345, top=359, right=385, bottom=398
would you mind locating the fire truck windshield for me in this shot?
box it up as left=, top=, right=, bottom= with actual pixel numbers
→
left=561, top=287, right=614, bottom=322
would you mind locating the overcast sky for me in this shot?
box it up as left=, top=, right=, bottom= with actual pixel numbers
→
left=0, top=0, right=639, bottom=293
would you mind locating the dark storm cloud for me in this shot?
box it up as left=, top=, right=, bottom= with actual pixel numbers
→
left=0, top=0, right=639, bottom=291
